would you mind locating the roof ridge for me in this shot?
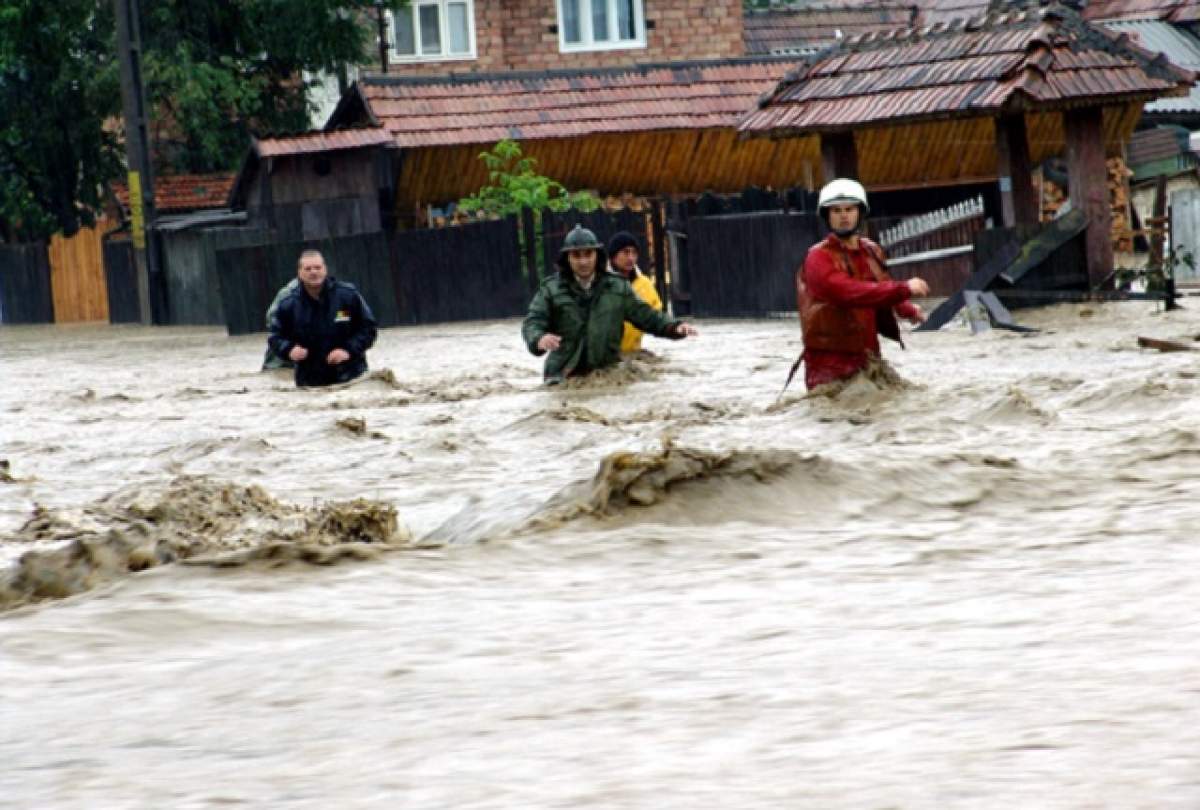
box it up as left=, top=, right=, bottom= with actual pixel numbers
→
left=358, top=55, right=804, bottom=88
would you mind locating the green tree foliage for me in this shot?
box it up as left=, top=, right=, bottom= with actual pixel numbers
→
left=0, top=1, right=120, bottom=240
left=0, top=0, right=401, bottom=241
left=137, top=1, right=404, bottom=174
left=458, top=139, right=600, bottom=218
left=458, top=140, right=600, bottom=280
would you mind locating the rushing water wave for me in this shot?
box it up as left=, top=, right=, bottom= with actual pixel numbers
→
left=3, top=303, right=1200, bottom=808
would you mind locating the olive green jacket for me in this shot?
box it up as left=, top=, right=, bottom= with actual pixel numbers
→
left=522, top=270, right=681, bottom=381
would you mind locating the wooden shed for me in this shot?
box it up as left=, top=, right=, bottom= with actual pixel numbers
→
left=325, top=56, right=828, bottom=222
left=737, top=3, right=1194, bottom=285
left=228, top=128, right=399, bottom=240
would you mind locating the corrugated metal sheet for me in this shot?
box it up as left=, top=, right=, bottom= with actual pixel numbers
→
left=740, top=6, right=1193, bottom=136
left=1127, top=126, right=1189, bottom=165
left=1101, top=19, right=1200, bottom=114
left=357, top=58, right=802, bottom=149
left=255, top=128, right=394, bottom=158
left=111, top=173, right=235, bottom=213
left=1085, top=0, right=1198, bottom=22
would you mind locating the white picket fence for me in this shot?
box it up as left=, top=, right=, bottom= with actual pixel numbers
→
left=880, top=195, right=986, bottom=249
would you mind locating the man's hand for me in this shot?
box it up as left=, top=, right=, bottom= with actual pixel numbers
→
left=288, top=345, right=309, bottom=362
left=327, top=348, right=350, bottom=365
left=537, top=333, right=562, bottom=352
left=907, top=277, right=931, bottom=297
left=673, top=322, right=698, bottom=338
left=905, top=304, right=926, bottom=325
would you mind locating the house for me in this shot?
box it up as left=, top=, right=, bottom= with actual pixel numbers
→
left=371, top=0, right=744, bottom=74
left=227, top=129, right=397, bottom=240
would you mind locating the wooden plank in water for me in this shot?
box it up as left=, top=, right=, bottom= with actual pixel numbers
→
left=1137, top=336, right=1195, bottom=353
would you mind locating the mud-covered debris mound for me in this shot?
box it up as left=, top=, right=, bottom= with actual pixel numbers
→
left=0, top=476, right=410, bottom=610
left=531, top=437, right=800, bottom=525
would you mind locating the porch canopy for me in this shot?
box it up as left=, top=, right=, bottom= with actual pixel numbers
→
left=737, top=3, right=1193, bottom=285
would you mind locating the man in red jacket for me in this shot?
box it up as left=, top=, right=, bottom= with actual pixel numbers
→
left=796, top=178, right=930, bottom=390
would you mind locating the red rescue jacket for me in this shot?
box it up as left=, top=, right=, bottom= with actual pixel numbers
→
left=796, top=234, right=918, bottom=388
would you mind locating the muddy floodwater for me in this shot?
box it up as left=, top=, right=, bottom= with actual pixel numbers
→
left=3, top=302, right=1200, bottom=808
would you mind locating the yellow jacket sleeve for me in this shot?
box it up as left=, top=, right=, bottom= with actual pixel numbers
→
left=621, top=272, right=664, bottom=354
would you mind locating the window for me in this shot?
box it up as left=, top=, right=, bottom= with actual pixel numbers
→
left=558, top=0, right=645, bottom=52
left=388, top=0, right=475, bottom=62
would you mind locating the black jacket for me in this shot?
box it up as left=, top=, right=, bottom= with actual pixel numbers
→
left=268, top=277, right=378, bottom=387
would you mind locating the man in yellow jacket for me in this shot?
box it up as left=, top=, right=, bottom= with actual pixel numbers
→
left=606, top=231, right=663, bottom=354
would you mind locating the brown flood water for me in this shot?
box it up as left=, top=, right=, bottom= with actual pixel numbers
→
left=3, top=303, right=1200, bottom=808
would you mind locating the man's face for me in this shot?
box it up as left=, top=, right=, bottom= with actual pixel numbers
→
left=298, top=255, right=327, bottom=288
left=828, top=203, right=860, bottom=236
left=568, top=249, right=597, bottom=278
left=611, top=246, right=638, bottom=274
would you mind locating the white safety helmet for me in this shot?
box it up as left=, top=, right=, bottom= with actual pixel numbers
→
left=817, top=178, right=869, bottom=215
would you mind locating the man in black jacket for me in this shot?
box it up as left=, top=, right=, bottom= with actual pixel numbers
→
left=267, top=250, right=378, bottom=387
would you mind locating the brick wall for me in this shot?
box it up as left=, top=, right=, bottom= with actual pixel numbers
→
left=372, top=0, right=745, bottom=77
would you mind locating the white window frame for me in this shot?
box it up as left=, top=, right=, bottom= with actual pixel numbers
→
left=556, top=0, right=647, bottom=53
left=386, top=0, right=477, bottom=64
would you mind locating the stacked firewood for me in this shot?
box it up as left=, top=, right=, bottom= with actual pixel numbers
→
left=1108, top=157, right=1135, bottom=254
left=1033, top=158, right=1135, bottom=253
left=603, top=193, right=650, bottom=212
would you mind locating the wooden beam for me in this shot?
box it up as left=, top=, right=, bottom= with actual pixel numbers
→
left=820, top=132, right=859, bottom=184
left=994, top=115, right=1038, bottom=227
left=1064, top=107, right=1114, bottom=288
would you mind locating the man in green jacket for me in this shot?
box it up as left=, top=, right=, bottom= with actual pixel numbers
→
left=522, top=225, right=697, bottom=383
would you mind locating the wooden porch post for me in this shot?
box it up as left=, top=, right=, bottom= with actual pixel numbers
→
left=1063, top=106, right=1113, bottom=288
left=820, top=132, right=860, bottom=183
left=994, top=114, right=1038, bottom=227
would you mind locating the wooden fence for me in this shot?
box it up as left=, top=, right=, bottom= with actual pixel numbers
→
left=0, top=242, right=54, bottom=324
left=877, top=197, right=989, bottom=296
left=685, top=211, right=821, bottom=317
left=1170, top=187, right=1200, bottom=284
left=48, top=219, right=113, bottom=322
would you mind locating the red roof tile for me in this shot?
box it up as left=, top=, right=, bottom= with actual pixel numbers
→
left=254, top=128, right=395, bottom=158
left=352, top=58, right=802, bottom=148
left=111, top=172, right=235, bottom=213
left=739, top=6, right=1194, bottom=135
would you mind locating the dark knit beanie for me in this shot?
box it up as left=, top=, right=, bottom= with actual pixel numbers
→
left=606, top=231, right=639, bottom=257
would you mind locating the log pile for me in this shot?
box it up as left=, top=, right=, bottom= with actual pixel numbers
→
left=1034, top=158, right=1134, bottom=253
left=1108, top=157, right=1135, bottom=254
left=603, top=193, right=650, bottom=212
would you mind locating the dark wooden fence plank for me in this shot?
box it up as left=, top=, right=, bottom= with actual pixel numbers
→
left=0, top=242, right=54, bottom=324
left=214, top=231, right=398, bottom=336
left=102, top=239, right=140, bottom=324
left=392, top=217, right=525, bottom=324
left=685, top=212, right=820, bottom=317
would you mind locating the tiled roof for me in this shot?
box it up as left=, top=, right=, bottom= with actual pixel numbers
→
left=739, top=5, right=1194, bottom=135
left=744, top=5, right=916, bottom=55
left=253, top=128, right=394, bottom=158
left=111, top=172, right=235, bottom=213
left=348, top=58, right=801, bottom=149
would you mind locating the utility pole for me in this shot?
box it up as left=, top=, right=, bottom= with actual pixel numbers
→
left=375, top=0, right=390, bottom=74
left=113, top=0, right=158, bottom=324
